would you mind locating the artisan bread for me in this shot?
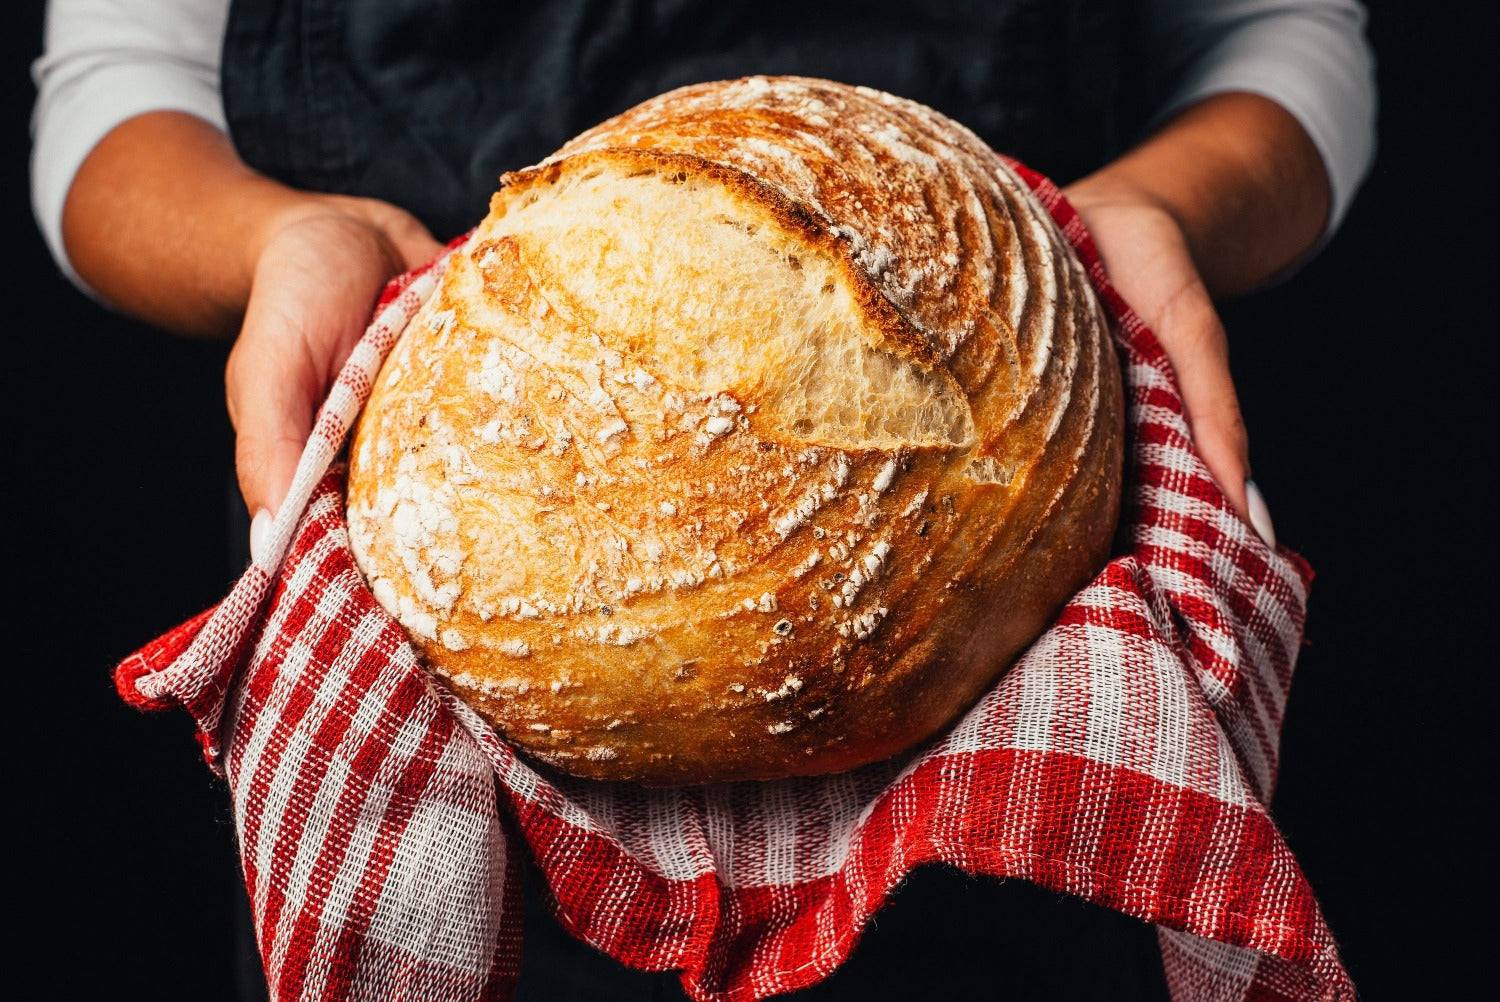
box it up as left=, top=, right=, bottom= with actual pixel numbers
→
left=345, top=76, right=1123, bottom=785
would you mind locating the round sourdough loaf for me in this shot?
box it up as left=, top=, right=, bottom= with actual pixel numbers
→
left=346, top=76, right=1123, bottom=784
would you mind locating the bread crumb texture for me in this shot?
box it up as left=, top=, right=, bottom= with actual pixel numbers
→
left=346, top=77, right=1122, bottom=784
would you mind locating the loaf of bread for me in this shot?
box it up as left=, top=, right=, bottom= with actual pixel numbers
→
left=346, top=76, right=1122, bottom=785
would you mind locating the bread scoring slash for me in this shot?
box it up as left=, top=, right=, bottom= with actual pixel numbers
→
left=345, top=76, right=1123, bottom=784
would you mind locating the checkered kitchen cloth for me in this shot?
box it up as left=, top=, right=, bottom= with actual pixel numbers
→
left=116, top=160, right=1353, bottom=1001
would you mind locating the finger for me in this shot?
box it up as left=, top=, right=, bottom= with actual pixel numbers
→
left=226, top=299, right=321, bottom=527
left=1245, top=479, right=1277, bottom=549
left=1151, top=280, right=1253, bottom=523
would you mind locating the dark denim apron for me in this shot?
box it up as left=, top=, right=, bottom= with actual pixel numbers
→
left=221, top=2, right=1165, bottom=997
left=223, top=0, right=1125, bottom=240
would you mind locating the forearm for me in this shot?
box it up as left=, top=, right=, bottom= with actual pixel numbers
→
left=1068, top=92, right=1330, bottom=299
left=62, top=111, right=295, bottom=337
left=61, top=111, right=324, bottom=337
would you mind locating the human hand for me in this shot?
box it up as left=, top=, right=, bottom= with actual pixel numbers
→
left=225, top=197, right=443, bottom=561
left=1064, top=177, right=1275, bottom=546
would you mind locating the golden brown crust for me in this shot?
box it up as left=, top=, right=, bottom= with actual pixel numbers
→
left=346, top=77, right=1122, bottom=784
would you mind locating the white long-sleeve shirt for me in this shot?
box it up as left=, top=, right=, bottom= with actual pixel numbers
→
left=31, top=0, right=1376, bottom=287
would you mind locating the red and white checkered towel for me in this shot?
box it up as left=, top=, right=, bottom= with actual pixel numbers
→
left=117, top=161, right=1353, bottom=1002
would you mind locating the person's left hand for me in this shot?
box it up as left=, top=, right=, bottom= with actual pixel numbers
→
left=1063, top=177, right=1274, bottom=545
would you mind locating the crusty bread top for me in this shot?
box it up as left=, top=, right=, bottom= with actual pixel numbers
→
left=346, top=77, right=1121, bottom=783
left=514, top=77, right=1065, bottom=419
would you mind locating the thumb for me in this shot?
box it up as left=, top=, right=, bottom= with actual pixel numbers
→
left=226, top=311, right=318, bottom=559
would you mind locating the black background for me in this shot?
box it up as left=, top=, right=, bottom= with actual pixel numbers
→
left=4, top=3, right=1491, bottom=998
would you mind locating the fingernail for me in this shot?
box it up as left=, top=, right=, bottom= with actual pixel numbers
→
left=250, top=509, right=273, bottom=566
left=1245, top=479, right=1276, bottom=548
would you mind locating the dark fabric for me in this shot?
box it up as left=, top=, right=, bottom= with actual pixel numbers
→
left=222, top=0, right=1123, bottom=241
left=516, top=863, right=1168, bottom=1000
left=226, top=842, right=1170, bottom=1000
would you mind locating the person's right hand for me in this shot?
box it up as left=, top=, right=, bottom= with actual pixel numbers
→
left=57, top=112, right=444, bottom=564
left=225, top=197, right=443, bottom=561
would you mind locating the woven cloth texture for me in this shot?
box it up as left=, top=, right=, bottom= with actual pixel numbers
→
left=116, top=160, right=1351, bottom=1002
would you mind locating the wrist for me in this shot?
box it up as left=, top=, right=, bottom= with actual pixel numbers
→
left=1065, top=172, right=1176, bottom=223
left=1066, top=93, right=1328, bottom=297
left=239, top=189, right=365, bottom=280
left=246, top=193, right=420, bottom=290
left=1066, top=156, right=1219, bottom=283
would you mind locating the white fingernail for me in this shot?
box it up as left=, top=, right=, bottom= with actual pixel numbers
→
left=249, top=509, right=273, bottom=566
left=1245, top=479, right=1276, bottom=548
